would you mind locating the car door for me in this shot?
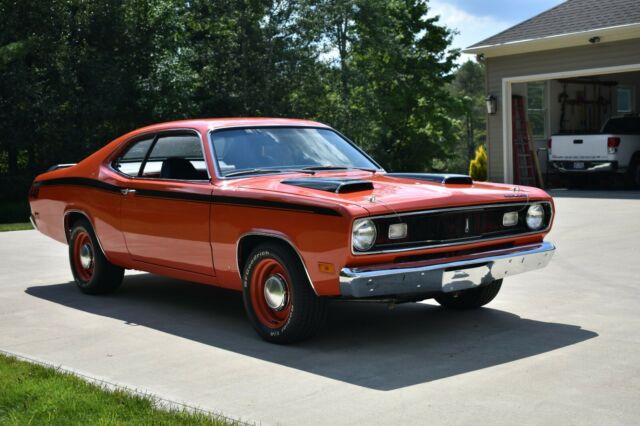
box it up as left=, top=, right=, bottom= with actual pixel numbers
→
left=114, top=131, right=215, bottom=276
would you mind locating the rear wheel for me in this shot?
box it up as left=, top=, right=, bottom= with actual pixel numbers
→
left=242, top=242, right=326, bottom=343
left=627, top=157, right=640, bottom=189
left=435, top=279, right=503, bottom=309
left=69, top=218, right=124, bottom=294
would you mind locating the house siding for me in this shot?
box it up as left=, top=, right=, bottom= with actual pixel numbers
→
left=485, top=38, right=640, bottom=182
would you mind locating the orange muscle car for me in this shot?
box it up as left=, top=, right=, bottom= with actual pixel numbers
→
left=29, top=118, right=555, bottom=343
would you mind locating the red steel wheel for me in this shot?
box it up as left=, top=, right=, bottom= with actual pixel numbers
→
left=72, top=230, right=95, bottom=283
left=242, top=242, right=327, bottom=343
left=68, top=218, right=124, bottom=294
left=249, top=258, right=293, bottom=329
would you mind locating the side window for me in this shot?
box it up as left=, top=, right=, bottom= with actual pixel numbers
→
left=112, top=137, right=154, bottom=176
left=141, top=134, right=208, bottom=180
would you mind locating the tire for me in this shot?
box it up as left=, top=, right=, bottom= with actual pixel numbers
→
left=69, top=218, right=124, bottom=295
left=242, top=242, right=327, bottom=343
left=627, top=157, right=640, bottom=189
left=435, top=279, right=503, bottom=309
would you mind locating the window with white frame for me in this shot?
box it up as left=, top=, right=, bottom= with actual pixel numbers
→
left=617, top=86, right=634, bottom=113
left=527, top=82, right=547, bottom=140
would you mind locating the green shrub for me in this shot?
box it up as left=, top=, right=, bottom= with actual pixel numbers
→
left=468, top=145, right=488, bottom=181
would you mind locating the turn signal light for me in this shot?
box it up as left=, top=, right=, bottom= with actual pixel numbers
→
left=318, top=262, right=334, bottom=274
left=607, top=137, right=620, bottom=154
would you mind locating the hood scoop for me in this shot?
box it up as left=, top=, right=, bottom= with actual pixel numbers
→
left=387, top=173, right=473, bottom=185
left=282, top=177, right=374, bottom=194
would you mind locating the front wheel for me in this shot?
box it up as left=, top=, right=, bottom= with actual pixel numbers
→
left=435, top=279, right=503, bottom=309
left=242, top=242, right=326, bottom=343
left=69, top=218, right=124, bottom=294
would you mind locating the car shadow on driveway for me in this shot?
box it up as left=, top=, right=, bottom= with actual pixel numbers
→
left=26, top=274, right=597, bottom=391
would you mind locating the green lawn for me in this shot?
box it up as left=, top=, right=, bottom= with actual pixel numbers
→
left=0, top=223, right=32, bottom=232
left=0, top=354, right=234, bottom=425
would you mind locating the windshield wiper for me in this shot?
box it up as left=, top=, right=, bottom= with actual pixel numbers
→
left=224, top=168, right=285, bottom=177
left=300, top=165, right=378, bottom=173
left=224, top=168, right=314, bottom=177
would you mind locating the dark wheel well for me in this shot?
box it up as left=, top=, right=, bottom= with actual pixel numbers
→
left=65, top=212, right=90, bottom=242
left=237, top=235, right=309, bottom=280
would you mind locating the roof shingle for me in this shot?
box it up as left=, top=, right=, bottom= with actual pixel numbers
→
left=468, top=0, right=640, bottom=48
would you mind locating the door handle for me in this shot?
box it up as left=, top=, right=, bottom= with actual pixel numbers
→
left=120, top=188, right=136, bottom=195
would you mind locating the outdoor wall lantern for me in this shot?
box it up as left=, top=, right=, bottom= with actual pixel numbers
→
left=486, top=95, right=497, bottom=115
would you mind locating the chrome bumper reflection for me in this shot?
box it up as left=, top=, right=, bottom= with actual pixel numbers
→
left=339, top=241, right=555, bottom=298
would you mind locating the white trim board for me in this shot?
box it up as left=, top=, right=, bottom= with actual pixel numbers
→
left=465, top=23, right=640, bottom=58
left=500, top=63, right=640, bottom=183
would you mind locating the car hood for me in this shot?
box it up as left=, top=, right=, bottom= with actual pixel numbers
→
left=220, top=172, right=551, bottom=216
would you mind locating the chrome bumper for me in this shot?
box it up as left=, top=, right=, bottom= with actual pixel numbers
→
left=551, top=161, right=617, bottom=173
left=29, top=214, right=37, bottom=230
left=339, top=241, right=555, bottom=298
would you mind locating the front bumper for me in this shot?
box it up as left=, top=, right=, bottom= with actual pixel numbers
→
left=339, top=241, right=555, bottom=298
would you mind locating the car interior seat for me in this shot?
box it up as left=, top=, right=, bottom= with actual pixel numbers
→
left=160, top=157, right=203, bottom=180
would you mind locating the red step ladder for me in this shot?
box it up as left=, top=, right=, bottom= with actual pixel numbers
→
left=511, top=95, right=540, bottom=187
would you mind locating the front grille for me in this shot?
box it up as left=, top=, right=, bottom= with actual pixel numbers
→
left=365, top=202, right=552, bottom=253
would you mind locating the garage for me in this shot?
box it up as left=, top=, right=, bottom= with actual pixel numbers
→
left=464, top=0, right=640, bottom=185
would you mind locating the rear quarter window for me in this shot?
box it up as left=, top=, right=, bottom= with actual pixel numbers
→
left=112, top=137, right=154, bottom=176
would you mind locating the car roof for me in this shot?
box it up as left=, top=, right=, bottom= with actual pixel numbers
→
left=135, top=117, right=330, bottom=133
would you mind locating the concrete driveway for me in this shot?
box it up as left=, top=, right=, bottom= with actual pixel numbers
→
left=1, top=190, right=639, bottom=425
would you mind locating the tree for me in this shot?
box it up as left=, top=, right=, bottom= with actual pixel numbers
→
left=449, top=59, right=486, bottom=171
left=312, top=0, right=459, bottom=171
left=0, top=0, right=464, bottom=222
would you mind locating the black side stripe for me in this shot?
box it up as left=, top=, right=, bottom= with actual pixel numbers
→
left=212, top=195, right=342, bottom=216
left=35, top=177, right=121, bottom=193
left=34, top=178, right=342, bottom=216
left=135, top=188, right=211, bottom=203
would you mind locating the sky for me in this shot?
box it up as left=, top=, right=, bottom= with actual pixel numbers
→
left=427, top=0, right=565, bottom=63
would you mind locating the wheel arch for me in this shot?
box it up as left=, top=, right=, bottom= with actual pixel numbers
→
left=63, top=209, right=109, bottom=260
left=64, top=210, right=92, bottom=242
left=236, top=232, right=318, bottom=295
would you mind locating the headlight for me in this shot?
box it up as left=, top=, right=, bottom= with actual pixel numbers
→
left=526, top=204, right=545, bottom=230
left=352, top=218, right=377, bottom=251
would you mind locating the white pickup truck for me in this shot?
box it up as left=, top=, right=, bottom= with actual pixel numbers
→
left=549, top=116, right=640, bottom=187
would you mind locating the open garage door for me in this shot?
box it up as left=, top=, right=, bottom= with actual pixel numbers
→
left=501, top=63, right=640, bottom=184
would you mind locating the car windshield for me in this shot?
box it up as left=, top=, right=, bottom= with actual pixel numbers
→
left=210, top=127, right=380, bottom=177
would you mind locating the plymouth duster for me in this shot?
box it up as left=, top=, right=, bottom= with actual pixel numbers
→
left=29, top=118, right=556, bottom=343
